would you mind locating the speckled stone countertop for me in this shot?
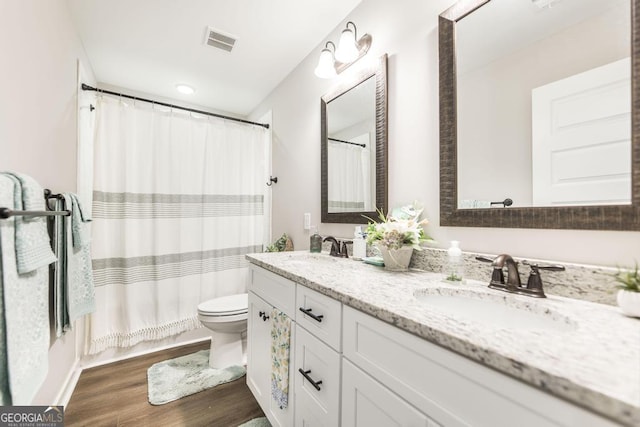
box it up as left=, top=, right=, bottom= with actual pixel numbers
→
left=246, top=251, right=640, bottom=426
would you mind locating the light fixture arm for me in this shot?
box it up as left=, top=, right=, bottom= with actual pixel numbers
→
left=325, top=41, right=336, bottom=51
left=345, top=21, right=357, bottom=39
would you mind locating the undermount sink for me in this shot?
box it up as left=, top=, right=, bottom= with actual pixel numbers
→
left=414, top=288, right=577, bottom=333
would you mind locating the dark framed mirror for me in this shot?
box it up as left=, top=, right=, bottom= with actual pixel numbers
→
left=439, top=0, right=640, bottom=230
left=321, top=54, right=388, bottom=223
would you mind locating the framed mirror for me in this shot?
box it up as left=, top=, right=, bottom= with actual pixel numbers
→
left=439, top=0, right=640, bottom=230
left=321, top=54, right=388, bottom=223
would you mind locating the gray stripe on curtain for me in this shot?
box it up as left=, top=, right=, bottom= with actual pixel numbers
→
left=92, top=191, right=264, bottom=219
left=92, top=245, right=262, bottom=286
left=328, top=201, right=365, bottom=209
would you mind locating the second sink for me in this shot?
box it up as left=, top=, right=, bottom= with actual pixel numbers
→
left=414, top=288, right=577, bottom=333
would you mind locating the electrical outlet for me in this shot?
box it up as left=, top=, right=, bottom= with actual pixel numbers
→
left=303, top=213, right=311, bottom=230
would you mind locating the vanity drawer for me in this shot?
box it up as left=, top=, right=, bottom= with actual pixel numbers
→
left=250, top=266, right=296, bottom=317
left=296, top=285, right=342, bottom=351
left=342, top=306, right=617, bottom=427
left=294, top=324, right=341, bottom=427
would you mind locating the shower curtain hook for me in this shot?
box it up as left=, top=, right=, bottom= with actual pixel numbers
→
left=266, top=176, right=278, bottom=186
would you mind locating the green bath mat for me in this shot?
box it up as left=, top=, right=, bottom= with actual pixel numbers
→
left=238, top=417, right=271, bottom=427
left=147, top=349, right=246, bottom=405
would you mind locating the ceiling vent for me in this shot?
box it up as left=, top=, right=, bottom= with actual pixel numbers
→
left=204, top=26, right=237, bottom=52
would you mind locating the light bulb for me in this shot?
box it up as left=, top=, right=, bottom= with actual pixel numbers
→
left=175, top=84, right=195, bottom=95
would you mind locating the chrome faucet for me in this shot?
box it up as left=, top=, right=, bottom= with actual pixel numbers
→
left=476, top=255, right=565, bottom=298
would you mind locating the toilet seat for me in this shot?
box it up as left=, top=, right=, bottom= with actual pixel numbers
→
left=198, top=293, right=248, bottom=316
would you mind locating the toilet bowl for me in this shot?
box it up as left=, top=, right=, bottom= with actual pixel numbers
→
left=197, top=293, right=248, bottom=369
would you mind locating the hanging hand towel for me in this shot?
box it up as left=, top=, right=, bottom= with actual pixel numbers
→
left=62, top=193, right=95, bottom=325
left=270, top=309, right=291, bottom=409
left=1, top=172, right=56, bottom=273
left=0, top=174, right=50, bottom=404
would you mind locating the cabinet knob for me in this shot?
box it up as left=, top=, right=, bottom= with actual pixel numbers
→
left=258, top=311, right=270, bottom=321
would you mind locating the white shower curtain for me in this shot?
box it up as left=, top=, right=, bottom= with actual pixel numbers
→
left=87, top=96, right=268, bottom=354
left=327, top=134, right=372, bottom=212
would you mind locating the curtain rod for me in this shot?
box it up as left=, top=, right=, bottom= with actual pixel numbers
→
left=328, top=137, right=366, bottom=148
left=81, top=84, right=270, bottom=129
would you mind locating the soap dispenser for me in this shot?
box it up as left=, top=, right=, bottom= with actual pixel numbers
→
left=309, top=226, right=322, bottom=253
left=446, top=240, right=464, bottom=282
left=352, top=226, right=367, bottom=260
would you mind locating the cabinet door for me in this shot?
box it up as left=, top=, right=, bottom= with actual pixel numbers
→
left=342, top=359, right=436, bottom=427
left=294, top=325, right=341, bottom=427
left=247, top=292, right=272, bottom=410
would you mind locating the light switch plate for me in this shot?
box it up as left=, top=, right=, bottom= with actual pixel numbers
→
left=303, top=213, right=311, bottom=230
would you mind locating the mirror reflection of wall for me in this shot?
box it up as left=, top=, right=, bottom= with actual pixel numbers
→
left=326, top=76, right=376, bottom=213
left=456, top=0, right=630, bottom=209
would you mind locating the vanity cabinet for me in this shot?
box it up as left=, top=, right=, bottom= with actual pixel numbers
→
left=342, top=306, right=617, bottom=427
left=247, top=267, right=296, bottom=427
left=294, top=286, right=343, bottom=426
left=248, top=264, right=617, bottom=427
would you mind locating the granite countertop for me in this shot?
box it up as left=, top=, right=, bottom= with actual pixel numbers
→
left=246, top=251, right=640, bottom=426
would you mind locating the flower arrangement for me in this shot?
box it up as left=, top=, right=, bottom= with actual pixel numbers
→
left=365, top=202, right=432, bottom=251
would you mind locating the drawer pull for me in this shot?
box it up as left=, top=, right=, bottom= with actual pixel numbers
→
left=299, top=307, right=324, bottom=323
left=298, top=369, right=323, bottom=391
left=258, top=311, right=270, bottom=321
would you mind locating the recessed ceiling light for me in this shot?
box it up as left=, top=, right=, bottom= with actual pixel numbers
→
left=175, top=84, right=195, bottom=95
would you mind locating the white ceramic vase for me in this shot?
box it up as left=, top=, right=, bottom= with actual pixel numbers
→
left=378, top=245, right=414, bottom=271
left=617, top=289, right=640, bottom=317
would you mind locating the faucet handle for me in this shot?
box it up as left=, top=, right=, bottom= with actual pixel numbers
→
left=340, top=240, right=353, bottom=258
left=521, top=261, right=564, bottom=298
left=476, top=256, right=505, bottom=286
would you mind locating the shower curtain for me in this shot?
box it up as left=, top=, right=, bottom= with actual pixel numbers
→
left=327, top=134, right=372, bottom=212
left=87, top=96, right=268, bottom=354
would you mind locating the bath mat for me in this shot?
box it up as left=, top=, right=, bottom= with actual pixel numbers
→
left=238, top=417, right=271, bottom=427
left=147, top=349, right=246, bottom=405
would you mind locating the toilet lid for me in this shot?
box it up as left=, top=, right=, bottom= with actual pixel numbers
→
left=198, top=293, right=248, bottom=315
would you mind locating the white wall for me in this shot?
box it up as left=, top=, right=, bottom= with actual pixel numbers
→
left=0, top=0, right=95, bottom=405
left=250, top=0, right=640, bottom=267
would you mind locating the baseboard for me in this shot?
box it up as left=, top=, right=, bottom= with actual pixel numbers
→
left=55, top=358, right=82, bottom=407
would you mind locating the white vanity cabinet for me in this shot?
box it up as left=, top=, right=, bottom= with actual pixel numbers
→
left=342, top=306, right=618, bottom=427
left=248, top=264, right=618, bottom=427
left=294, top=285, right=343, bottom=426
left=247, top=266, right=296, bottom=427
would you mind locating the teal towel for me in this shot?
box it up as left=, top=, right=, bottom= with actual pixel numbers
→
left=1, top=172, right=56, bottom=273
left=62, top=193, right=95, bottom=326
left=0, top=174, right=50, bottom=404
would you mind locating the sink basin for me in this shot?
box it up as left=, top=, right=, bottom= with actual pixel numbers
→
left=414, top=289, right=576, bottom=333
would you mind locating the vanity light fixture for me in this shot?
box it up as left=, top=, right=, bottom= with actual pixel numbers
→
left=175, top=84, right=195, bottom=95
left=314, top=21, right=372, bottom=79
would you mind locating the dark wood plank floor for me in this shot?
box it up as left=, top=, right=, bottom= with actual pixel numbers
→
left=65, top=341, right=265, bottom=427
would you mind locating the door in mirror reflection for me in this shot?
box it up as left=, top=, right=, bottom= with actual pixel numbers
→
left=326, top=76, right=376, bottom=213
left=456, top=0, right=631, bottom=208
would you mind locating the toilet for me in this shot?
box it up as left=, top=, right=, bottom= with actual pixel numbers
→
left=197, top=293, right=248, bottom=369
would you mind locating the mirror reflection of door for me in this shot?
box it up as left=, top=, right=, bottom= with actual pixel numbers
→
left=326, top=76, right=376, bottom=213
left=455, top=0, right=630, bottom=208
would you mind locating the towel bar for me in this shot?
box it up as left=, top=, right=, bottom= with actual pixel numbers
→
left=0, top=207, right=70, bottom=219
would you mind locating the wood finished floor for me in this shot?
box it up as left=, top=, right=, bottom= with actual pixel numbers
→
left=65, top=341, right=265, bottom=427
